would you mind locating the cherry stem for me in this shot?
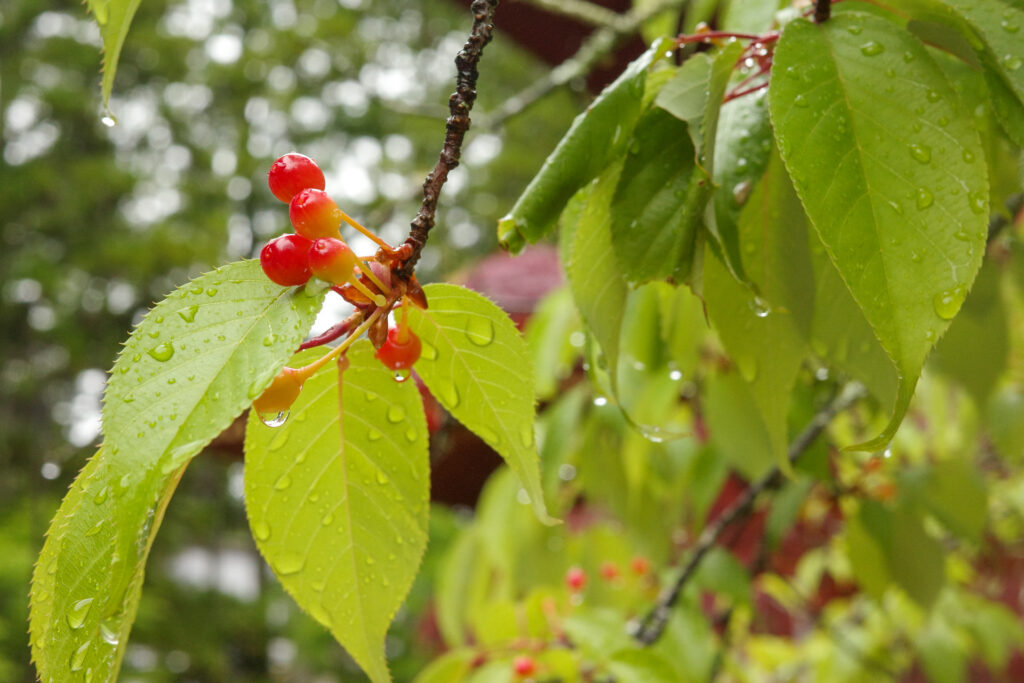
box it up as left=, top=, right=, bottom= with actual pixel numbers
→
left=298, top=312, right=360, bottom=350
left=296, top=308, right=384, bottom=380
left=723, top=80, right=770, bottom=103
left=347, top=276, right=386, bottom=307
left=339, top=209, right=393, bottom=251
left=815, top=0, right=832, bottom=22
left=397, top=297, right=411, bottom=344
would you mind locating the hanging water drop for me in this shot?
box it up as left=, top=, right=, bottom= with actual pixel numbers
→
left=933, top=286, right=965, bottom=320
left=748, top=297, right=770, bottom=318
left=101, top=113, right=117, bottom=128
left=260, top=411, right=289, bottom=428
left=392, top=369, right=411, bottom=383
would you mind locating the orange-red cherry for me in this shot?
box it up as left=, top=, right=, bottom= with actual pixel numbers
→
left=513, top=656, right=536, bottom=678
left=253, top=367, right=305, bottom=414
left=308, top=237, right=359, bottom=284
left=375, top=327, right=421, bottom=370
left=290, top=188, right=342, bottom=239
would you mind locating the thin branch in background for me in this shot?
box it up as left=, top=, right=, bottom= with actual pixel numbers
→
left=630, top=382, right=868, bottom=646
left=815, top=0, right=832, bottom=23
left=483, top=0, right=687, bottom=128
left=396, top=0, right=500, bottom=279
left=987, top=192, right=1024, bottom=241
left=521, top=0, right=622, bottom=28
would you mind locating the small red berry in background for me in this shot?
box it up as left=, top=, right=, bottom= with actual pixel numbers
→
left=630, top=556, right=650, bottom=576
left=260, top=234, right=313, bottom=286
left=513, top=655, right=536, bottom=678
left=565, top=566, right=587, bottom=592
left=308, top=237, right=359, bottom=285
left=375, top=327, right=421, bottom=371
left=290, top=188, right=343, bottom=239
left=599, top=561, right=619, bottom=581
left=268, top=153, right=325, bottom=203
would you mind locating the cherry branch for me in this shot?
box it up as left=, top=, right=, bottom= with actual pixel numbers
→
left=815, top=0, right=832, bottom=23
left=395, top=0, right=499, bottom=280
left=629, top=382, right=867, bottom=646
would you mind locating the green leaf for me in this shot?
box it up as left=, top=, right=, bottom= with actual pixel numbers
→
left=606, top=649, right=680, bottom=683
left=524, top=286, right=583, bottom=401
left=414, top=648, right=478, bottom=683
left=406, top=284, right=555, bottom=525
left=933, top=1, right=1024, bottom=107
left=30, top=261, right=322, bottom=683
left=712, top=89, right=774, bottom=281
left=244, top=341, right=430, bottom=683
left=610, top=108, right=701, bottom=283
left=704, top=371, right=775, bottom=479
left=770, top=13, right=989, bottom=451
left=87, top=0, right=143, bottom=107
left=497, top=40, right=668, bottom=251
left=932, top=260, right=1008, bottom=405
left=846, top=500, right=945, bottom=606
left=902, top=459, right=988, bottom=541
left=988, top=386, right=1024, bottom=462
left=704, top=153, right=813, bottom=468
left=567, top=161, right=628, bottom=391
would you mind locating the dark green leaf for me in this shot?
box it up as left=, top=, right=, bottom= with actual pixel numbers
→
left=770, top=13, right=989, bottom=450
left=498, top=41, right=668, bottom=251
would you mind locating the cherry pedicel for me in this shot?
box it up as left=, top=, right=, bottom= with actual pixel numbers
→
left=290, top=188, right=343, bottom=239
left=375, top=326, right=422, bottom=371
left=260, top=234, right=313, bottom=286
left=268, top=153, right=325, bottom=203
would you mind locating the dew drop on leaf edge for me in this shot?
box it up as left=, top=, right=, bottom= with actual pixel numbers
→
left=260, top=411, right=289, bottom=428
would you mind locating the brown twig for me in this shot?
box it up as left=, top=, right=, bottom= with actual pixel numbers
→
left=395, top=0, right=499, bottom=280
left=814, top=0, right=832, bottom=23
left=630, top=382, right=867, bottom=646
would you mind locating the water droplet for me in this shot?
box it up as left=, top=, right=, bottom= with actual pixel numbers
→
left=101, top=113, right=117, bottom=128
left=321, top=512, right=334, bottom=525
left=933, top=286, right=966, bottom=319
left=926, top=90, right=941, bottom=103
left=464, top=317, right=495, bottom=346
left=419, top=339, right=438, bottom=360
left=147, top=342, right=175, bottom=362
left=476, top=425, right=500, bottom=445
left=962, top=149, right=975, bottom=163
left=67, top=598, right=94, bottom=629
left=205, top=287, right=218, bottom=296
left=954, top=228, right=971, bottom=241
left=1001, top=19, right=1020, bottom=33
left=793, top=94, right=809, bottom=108
left=275, top=553, right=305, bottom=575
left=847, top=24, right=863, bottom=35
left=969, top=191, right=987, bottom=214
left=85, top=519, right=104, bottom=537
left=376, top=471, right=389, bottom=485
left=911, top=251, right=922, bottom=263
left=99, top=620, right=120, bottom=646
left=262, top=334, right=277, bottom=347
left=252, top=520, right=271, bottom=541
left=260, top=412, right=289, bottom=428
left=916, top=188, right=934, bottom=209
left=386, top=405, right=406, bottom=423
left=93, top=487, right=109, bottom=504
left=748, top=297, right=770, bottom=318
left=247, top=378, right=266, bottom=399
left=274, top=475, right=292, bottom=490
left=392, top=369, right=411, bottom=383
left=908, top=143, right=931, bottom=164
left=70, top=641, right=90, bottom=671
left=1002, top=54, right=1023, bottom=70
left=438, top=380, right=460, bottom=408
left=902, top=51, right=915, bottom=62
left=404, top=428, right=417, bottom=442
left=367, top=428, right=382, bottom=441
left=520, top=424, right=534, bottom=448
left=732, top=180, right=752, bottom=205
left=860, top=41, right=884, bottom=56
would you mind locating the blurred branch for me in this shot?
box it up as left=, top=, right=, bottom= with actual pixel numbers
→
left=987, top=192, right=1024, bottom=241
left=520, top=0, right=623, bottom=28
left=630, top=382, right=868, bottom=646
left=397, top=0, right=500, bottom=279
left=483, top=0, right=686, bottom=127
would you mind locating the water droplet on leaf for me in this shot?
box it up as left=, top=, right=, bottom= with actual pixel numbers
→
left=916, top=188, right=934, bottom=209
left=908, top=143, right=931, bottom=164
left=260, top=412, right=289, bottom=428
left=147, top=342, right=175, bottom=362
left=386, top=405, right=406, bottom=423
left=67, top=598, right=94, bottom=629
left=275, top=553, right=305, bottom=575
left=464, top=317, right=495, bottom=346
left=933, top=286, right=965, bottom=319
left=252, top=520, right=271, bottom=541
left=860, top=41, right=884, bottom=56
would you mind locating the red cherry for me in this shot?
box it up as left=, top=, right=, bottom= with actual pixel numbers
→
left=513, top=656, right=536, bottom=678
left=375, top=327, right=421, bottom=371
left=268, top=153, right=325, bottom=203
left=565, top=567, right=587, bottom=592
left=599, top=561, right=619, bottom=581
left=630, top=556, right=650, bottom=576
left=290, top=188, right=342, bottom=239
left=260, top=234, right=313, bottom=286
left=308, top=237, right=359, bottom=285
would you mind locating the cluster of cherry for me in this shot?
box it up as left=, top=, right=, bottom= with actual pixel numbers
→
left=252, top=154, right=421, bottom=417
